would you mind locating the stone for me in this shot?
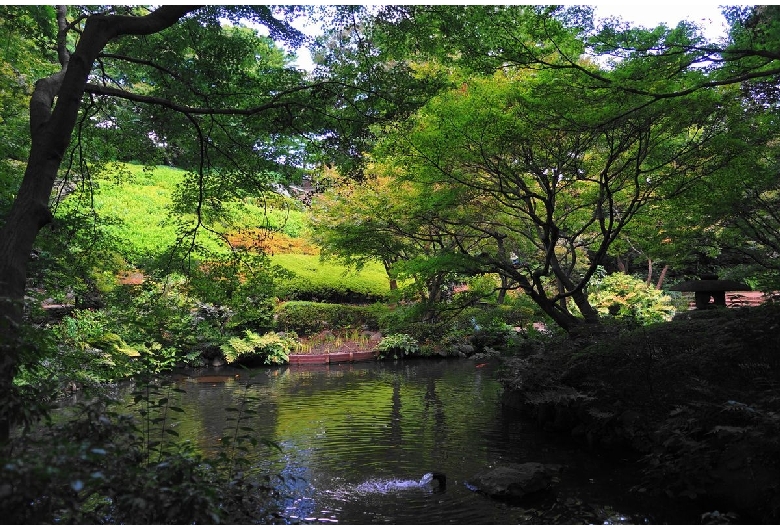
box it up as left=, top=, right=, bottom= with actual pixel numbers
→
left=211, top=356, right=226, bottom=367
left=467, top=462, right=561, bottom=501
left=454, top=343, right=475, bottom=356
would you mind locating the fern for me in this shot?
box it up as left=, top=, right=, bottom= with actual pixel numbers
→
left=220, top=330, right=297, bottom=365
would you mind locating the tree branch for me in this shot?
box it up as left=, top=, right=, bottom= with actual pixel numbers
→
left=56, top=5, right=70, bottom=67
left=84, top=83, right=308, bottom=116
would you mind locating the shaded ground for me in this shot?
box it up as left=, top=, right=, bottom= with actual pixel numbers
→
left=500, top=303, right=780, bottom=524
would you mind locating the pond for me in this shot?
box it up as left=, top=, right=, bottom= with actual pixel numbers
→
left=143, top=358, right=698, bottom=524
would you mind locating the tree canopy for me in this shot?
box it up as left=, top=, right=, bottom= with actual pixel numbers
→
left=4, top=4, right=780, bottom=434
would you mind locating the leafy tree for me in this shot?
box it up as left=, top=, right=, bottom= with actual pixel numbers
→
left=371, top=5, right=780, bottom=295
left=309, top=163, right=487, bottom=319
left=308, top=169, right=406, bottom=291
left=0, top=5, right=333, bottom=440
left=0, top=6, right=57, bottom=219
left=377, top=56, right=748, bottom=331
left=0, top=5, right=451, bottom=439
left=306, top=6, right=452, bottom=178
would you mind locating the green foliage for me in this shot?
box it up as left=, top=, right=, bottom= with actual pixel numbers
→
left=243, top=195, right=307, bottom=238
left=52, top=163, right=309, bottom=273
left=307, top=171, right=410, bottom=278
left=587, top=270, right=676, bottom=325
left=1, top=380, right=286, bottom=524
left=110, top=277, right=208, bottom=355
left=271, top=254, right=390, bottom=303
left=14, top=303, right=206, bottom=396
left=377, top=333, right=419, bottom=359
left=0, top=399, right=219, bottom=524
left=0, top=6, right=58, bottom=221
left=186, top=253, right=277, bottom=332
left=31, top=309, right=140, bottom=388
left=274, top=301, right=386, bottom=335
left=376, top=302, right=451, bottom=343
left=219, top=330, right=297, bottom=365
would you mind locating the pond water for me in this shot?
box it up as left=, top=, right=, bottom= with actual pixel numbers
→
left=146, top=358, right=697, bottom=524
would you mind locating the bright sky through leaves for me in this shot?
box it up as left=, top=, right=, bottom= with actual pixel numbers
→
left=593, top=2, right=729, bottom=42
left=288, top=4, right=730, bottom=70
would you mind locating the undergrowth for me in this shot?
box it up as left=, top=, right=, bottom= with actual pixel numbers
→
left=1, top=373, right=287, bottom=524
left=504, top=304, right=780, bottom=523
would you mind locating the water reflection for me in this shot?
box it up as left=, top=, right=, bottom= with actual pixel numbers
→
left=134, top=359, right=696, bottom=524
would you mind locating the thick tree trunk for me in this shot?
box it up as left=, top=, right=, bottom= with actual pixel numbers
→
left=0, top=5, right=197, bottom=442
left=501, top=265, right=592, bottom=333
left=528, top=291, right=584, bottom=332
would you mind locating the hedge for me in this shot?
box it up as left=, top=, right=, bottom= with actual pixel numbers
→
left=274, top=301, right=388, bottom=335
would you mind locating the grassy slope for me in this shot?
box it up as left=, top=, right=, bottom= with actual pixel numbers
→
left=58, top=163, right=389, bottom=298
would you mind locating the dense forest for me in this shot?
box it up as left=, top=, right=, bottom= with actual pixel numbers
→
left=1, top=5, right=780, bottom=524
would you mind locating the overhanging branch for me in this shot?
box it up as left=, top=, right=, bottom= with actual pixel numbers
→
left=84, top=83, right=304, bottom=115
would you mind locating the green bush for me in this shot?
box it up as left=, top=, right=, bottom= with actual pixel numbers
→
left=274, top=301, right=386, bottom=335
left=376, top=302, right=448, bottom=341
left=186, top=254, right=277, bottom=332
left=40, top=309, right=139, bottom=387
left=110, top=277, right=205, bottom=352
left=378, top=292, right=540, bottom=351
left=271, top=254, right=390, bottom=303
left=219, top=330, right=297, bottom=365
left=377, top=333, right=419, bottom=359
left=587, top=270, right=675, bottom=325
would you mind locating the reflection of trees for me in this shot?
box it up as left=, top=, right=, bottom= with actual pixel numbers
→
left=389, top=374, right=403, bottom=454
left=424, top=376, right=447, bottom=457
left=143, top=374, right=283, bottom=459
left=117, top=363, right=505, bottom=487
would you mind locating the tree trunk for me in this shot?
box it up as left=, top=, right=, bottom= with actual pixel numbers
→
left=0, top=5, right=196, bottom=442
left=646, top=258, right=653, bottom=286
left=382, top=260, right=398, bottom=290
left=497, top=274, right=510, bottom=304
left=655, top=264, right=669, bottom=290
left=521, top=286, right=584, bottom=333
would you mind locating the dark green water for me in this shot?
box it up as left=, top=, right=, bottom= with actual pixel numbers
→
left=153, top=358, right=698, bottom=524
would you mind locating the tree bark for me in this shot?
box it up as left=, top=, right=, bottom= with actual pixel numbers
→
left=0, top=5, right=199, bottom=441
left=655, top=264, right=669, bottom=290
left=646, top=258, right=653, bottom=286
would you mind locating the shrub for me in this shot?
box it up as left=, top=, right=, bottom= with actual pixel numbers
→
left=270, top=254, right=389, bottom=303
left=219, top=330, right=297, bottom=365
left=40, top=309, right=140, bottom=388
left=377, top=333, right=419, bottom=359
left=109, top=277, right=208, bottom=355
left=587, top=270, right=675, bottom=325
left=274, top=301, right=386, bottom=335
left=376, top=302, right=450, bottom=342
